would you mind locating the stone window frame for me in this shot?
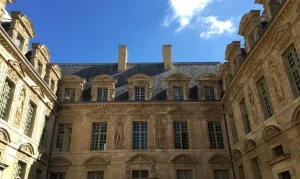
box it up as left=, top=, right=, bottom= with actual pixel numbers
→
left=166, top=73, right=190, bottom=100
left=127, top=74, right=152, bottom=101
left=173, top=121, right=189, bottom=150
left=23, top=100, right=37, bottom=137
left=132, top=121, right=148, bottom=150
left=208, top=154, right=232, bottom=179
left=207, top=121, right=225, bottom=150
left=90, top=74, right=117, bottom=101
left=53, top=123, right=73, bottom=152
left=256, top=76, right=274, bottom=119
left=87, top=171, right=105, bottom=179
left=0, top=76, right=15, bottom=121
left=57, top=75, right=86, bottom=103
left=239, top=98, right=252, bottom=135
left=29, top=44, right=51, bottom=79
left=44, top=64, right=62, bottom=94
left=228, top=112, right=239, bottom=145
left=195, top=73, right=220, bottom=100
left=90, top=122, right=108, bottom=151
left=129, top=115, right=151, bottom=151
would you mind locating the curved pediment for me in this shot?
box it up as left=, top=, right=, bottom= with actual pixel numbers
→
left=171, top=154, right=196, bottom=164
left=128, top=74, right=152, bottom=81
left=209, top=154, right=230, bottom=163
left=38, top=153, right=49, bottom=164
left=40, top=45, right=51, bottom=62
left=19, top=143, right=34, bottom=156
left=61, top=75, right=86, bottom=83
left=91, top=74, right=117, bottom=83
left=50, top=157, right=72, bottom=166
left=83, top=156, right=110, bottom=165
left=232, top=149, right=242, bottom=160
left=21, top=14, right=35, bottom=37
left=238, top=13, right=250, bottom=35
left=128, top=154, right=154, bottom=164
left=51, top=65, right=62, bottom=79
left=262, top=125, right=281, bottom=140
left=243, top=139, right=256, bottom=152
left=0, top=128, right=11, bottom=144
left=292, top=105, right=300, bottom=123
left=127, top=74, right=152, bottom=86
left=165, top=73, right=190, bottom=81
left=196, top=73, right=218, bottom=81
left=225, top=43, right=234, bottom=61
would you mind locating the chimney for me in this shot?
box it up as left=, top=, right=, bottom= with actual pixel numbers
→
left=162, top=44, right=172, bottom=70
left=118, top=45, right=128, bottom=71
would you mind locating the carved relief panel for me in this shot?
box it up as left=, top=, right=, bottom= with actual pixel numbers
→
left=195, top=73, right=220, bottom=100
left=165, top=73, right=190, bottom=100
left=127, top=74, right=152, bottom=100
left=57, top=75, right=86, bottom=102
left=90, top=74, right=117, bottom=101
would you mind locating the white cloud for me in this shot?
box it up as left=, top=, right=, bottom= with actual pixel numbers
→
left=200, top=16, right=235, bottom=38
left=163, top=0, right=213, bottom=32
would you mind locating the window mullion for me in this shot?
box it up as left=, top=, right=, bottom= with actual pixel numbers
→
left=214, top=123, right=219, bottom=149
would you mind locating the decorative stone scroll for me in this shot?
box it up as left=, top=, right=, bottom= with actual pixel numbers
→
left=155, top=116, right=167, bottom=149
left=114, top=117, right=125, bottom=149
left=19, top=143, right=34, bottom=156
left=127, top=74, right=152, bottom=100
left=49, top=156, right=72, bottom=166
left=128, top=154, right=154, bottom=164
left=83, top=156, right=110, bottom=165
left=0, top=128, right=11, bottom=144
left=90, top=74, right=117, bottom=101
left=165, top=73, right=190, bottom=100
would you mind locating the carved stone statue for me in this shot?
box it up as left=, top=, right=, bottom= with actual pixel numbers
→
left=125, top=164, right=130, bottom=179
left=149, top=163, right=157, bottom=178
left=248, top=86, right=258, bottom=121
left=14, top=88, right=25, bottom=127
left=166, top=87, right=172, bottom=100
left=269, top=60, right=285, bottom=102
left=91, top=88, right=97, bottom=101
left=114, top=118, right=125, bottom=149
left=155, top=118, right=166, bottom=148
left=128, top=87, right=134, bottom=100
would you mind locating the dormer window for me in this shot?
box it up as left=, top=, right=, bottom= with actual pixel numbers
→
left=64, top=88, right=76, bottom=102
left=204, top=86, right=215, bottom=100
left=196, top=73, right=220, bottom=100
left=135, top=87, right=145, bottom=101
left=173, top=87, right=184, bottom=100
left=14, top=34, right=24, bottom=49
left=97, top=88, right=108, bottom=101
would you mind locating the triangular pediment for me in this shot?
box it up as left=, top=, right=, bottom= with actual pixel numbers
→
left=87, top=108, right=113, bottom=115
left=83, top=156, right=110, bottom=165
left=8, top=60, right=26, bottom=77
left=168, top=107, right=191, bottom=115
left=128, top=107, right=152, bottom=114
left=171, top=154, right=196, bottom=164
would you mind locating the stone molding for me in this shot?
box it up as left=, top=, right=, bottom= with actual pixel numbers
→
left=262, top=125, right=281, bottom=140
left=127, top=74, right=152, bottom=100
left=90, top=74, right=117, bottom=101
left=83, top=156, right=110, bottom=165
left=58, top=75, right=86, bottom=102
left=208, top=154, right=231, bottom=163
left=165, top=73, right=191, bottom=100
left=0, top=128, right=11, bottom=144
left=195, top=73, right=221, bottom=100
left=50, top=156, right=72, bottom=166
left=171, top=154, right=196, bottom=164
left=19, top=143, right=34, bottom=156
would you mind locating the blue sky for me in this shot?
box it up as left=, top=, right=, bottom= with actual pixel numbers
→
left=7, top=0, right=262, bottom=63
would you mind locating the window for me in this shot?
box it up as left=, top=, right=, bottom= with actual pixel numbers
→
left=177, top=170, right=192, bottom=179
left=55, top=124, right=72, bottom=152
left=14, top=35, right=24, bottom=49
left=208, top=121, right=225, bottom=149
left=214, top=169, right=229, bottom=179
left=251, top=157, right=262, bottom=179
left=229, top=114, right=238, bottom=144
left=285, top=46, right=300, bottom=97
left=204, top=86, right=216, bottom=100
left=132, top=122, right=147, bottom=150
left=91, top=123, right=107, bottom=150
left=173, top=87, right=184, bottom=100
left=240, top=99, right=251, bottom=134
left=135, top=87, right=145, bottom=101
left=64, top=88, right=76, bottom=102
left=97, top=88, right=108, bottom=101
left=278, top=171, right=291, bottom=179
left=51, top=172, right=66, bottom=179
left=174, top=121, right=189, bottom=149
left=36, top=169, right=42, bottom=179
left=257, top=77, right=273, bottom=119
left=0, top=79, right=14, bottom=120
left=24, top=102, right=36, bottom=136
left=238, top=165, right=245, bottom=179
left=273, top=145, right=284, bottom=157
left=88, top=171, right=104, bottom=179
left=36, top=62, right=43, bottom=75
left=132, top=170, right=148, bottom=179
left=16, top=161, right=26, bottom=179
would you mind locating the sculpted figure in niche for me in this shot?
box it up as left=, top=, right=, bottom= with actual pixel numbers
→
left=115, top=118, right=125, bottom=149
left=166, top=87, right=172, bottom=100
left=248, top=86, right=258, bottom=121
left=150, top=163, right=157, bottom=178
left=269, top=60, right=285, bottom=102
left=155, top=118, right=166, bottom=148
left=14, top=88, right=26, bottom=127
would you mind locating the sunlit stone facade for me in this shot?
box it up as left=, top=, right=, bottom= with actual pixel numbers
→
left=0, top=0, right=300, bottom=179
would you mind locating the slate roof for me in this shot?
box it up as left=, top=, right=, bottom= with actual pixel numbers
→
left=57, top=62, right=221, bottom=101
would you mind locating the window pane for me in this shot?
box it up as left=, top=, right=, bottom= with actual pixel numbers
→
left=214, top=169, right=229, bottom=179
left=274, top=145, right=284, bottom=157
left=132, top=170, right=148, bottom=179
left=55, top=124, right=72, bottom=152
left=132, top=122, right=147, bottom=150
left=240, top=100, right=251, bottom=134
left=0, top=79, right=13, bottom=120
left=97, top=88, right=108, bottom=101
left=24, top=102, right=35, bottom=136
left=64, top=88, right=76, bottom=102
left=135, top=87, right=145, bottom=101
left=174, top=121, right=189, bottom=149
left=204, top=86, right=216, bottom=100
left=208, top=122, right=224, bottom=149
left=91, top=123, right=107, bottom=150
left=257, top=77, right=273, bottom=118
left=88, top=171, right=104, bottom=179
left=251, top=158, right=262, bottom=179
left=176, top=170, right=192, bottom=179
left=51, top=172, right=66, bottom=179
left=173, top=87, right=184, bottom=100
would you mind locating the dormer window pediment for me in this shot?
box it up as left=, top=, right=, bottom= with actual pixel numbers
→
left=195, top=73, right=220, bottom=100
left=127, top=74, right=152, bottom=101
left=58, top=75, right=86, bottom=103
left=90, top=74, right=117, bottom=101
left=165, top=73, right=190, bottom=100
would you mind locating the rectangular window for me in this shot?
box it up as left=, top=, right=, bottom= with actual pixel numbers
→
left=51, top=172, right=66, bottom=179
left=273, top=145, right=284, bottom=157
left=0, top=79, right=14, bottom=120
left=240, top=99, right=252, bottom=134
left=257, top=77, right=273, bottom=119
left=173, top=121, right=189, bottom=149
left=238, top=165, right=245, bottom=179
left=278, top=171, right=291, bottom=179
left=91, top=123, right=107, bottom=150
left=97, top=88, right=108, bottom=101
left=251, top=157, right=262, bottom=179
left=64, top=88, right=76, bottom=102
left=55, top=124, right=72, bottom=152
left=87, top=171, right=104, bottom=179
left=208, top=121, right=225, bottom=149
left=135, top=87, right=145, bottom=101
left=16, top=161, right=26, bottom=179
left=204, top=86, right=216, bottom=100
left=132, top=122, right=147, bottom=150
left=229, top=114, right=238, bottom=144
left=24, top=102, right=36, bottom=136
left=285, top=46, right=300, bottom=97
left=132, top=170, right=148, bottom=179
left=36, top=168, right=42, bottom=179
left=176, top=170, right=192, bottom=179
left=15, top=34, right=24, bottom=49
left=214, top=169, right=229, bottom=179
left=36, top=62, right=43, bottom=75
left=173, top=87, right=184, bottom=100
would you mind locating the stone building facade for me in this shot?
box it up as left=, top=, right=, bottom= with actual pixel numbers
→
left=0, top=0, right=300, bottom=179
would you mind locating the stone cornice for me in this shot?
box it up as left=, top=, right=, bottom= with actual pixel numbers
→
left=0, top=26, right=59, bottom=107
left=221, top=0, right=296, bottom=106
